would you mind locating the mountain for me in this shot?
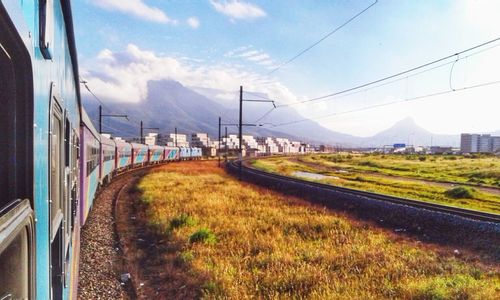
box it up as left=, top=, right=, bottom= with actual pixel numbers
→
left=360, top=117, right=459, bottom=147
left=83, top=80, right=338, bottom=143
left=82, top=80, right=460, bottom=147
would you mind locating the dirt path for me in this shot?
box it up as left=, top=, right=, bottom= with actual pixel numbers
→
left=291, top=158, right=500, bottom=196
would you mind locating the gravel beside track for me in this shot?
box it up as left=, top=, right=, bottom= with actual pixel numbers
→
left=78, top=175, right=131, bottom=299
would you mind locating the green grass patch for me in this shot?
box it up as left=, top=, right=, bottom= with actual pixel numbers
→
left=445, top=186, right=476, bottom=199
left=189, top=228, right=217, bottom=244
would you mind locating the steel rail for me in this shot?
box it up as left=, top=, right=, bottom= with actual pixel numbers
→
left=228, top=160, right=500, bottom=224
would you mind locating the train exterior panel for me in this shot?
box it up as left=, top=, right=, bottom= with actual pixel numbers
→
left=131, top=143, right=149, bottom=165
left=180, top=147, right=191, bottom=160
left=80, top=110, right=100, bottom=226
left=165, top=146, right=180, bottom=161
left=115, top=140, right=132, bottom=170
left=149, top=145, right=164, bottom=163
left=0, top=1, right=82, bottom=299
left=100, top=134, right=116, bottom=182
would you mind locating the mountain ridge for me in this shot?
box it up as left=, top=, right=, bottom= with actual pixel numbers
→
left=82, top=80, right=475, bottom=147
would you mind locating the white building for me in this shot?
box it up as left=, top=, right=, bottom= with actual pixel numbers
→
left=166, top=133, right=189, bottom=147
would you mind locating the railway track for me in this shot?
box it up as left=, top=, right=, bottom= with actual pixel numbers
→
left=228, top=160, right=500, bottom=224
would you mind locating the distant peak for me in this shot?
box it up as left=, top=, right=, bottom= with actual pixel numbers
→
left=395, top=117, right=416, bottom=125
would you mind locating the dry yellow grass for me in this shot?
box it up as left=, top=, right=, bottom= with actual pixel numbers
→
left=138, top=161, right=499, bottom=299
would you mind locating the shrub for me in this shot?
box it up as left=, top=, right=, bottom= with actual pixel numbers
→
left=189, top=228, right=217, bottom=244
left=418, top=156, right=426, bottom=161
left=444, top=186, right=475, bottom=199
left=169, top=213, right=197, bottom=230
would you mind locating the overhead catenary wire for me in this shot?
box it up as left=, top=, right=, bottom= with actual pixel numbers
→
left=267, top=0, right=378, bottom=75
left=253, top=39, right=500, bottom=123
left=278, top=37, right=500, bottom=108
left=267, top=79, right=500, bottom=127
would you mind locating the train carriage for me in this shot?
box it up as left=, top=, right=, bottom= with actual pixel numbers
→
left=191, top=147, right=202, bottom=159
left=131, top=143, right=149, bottom=166
left=165, top=146, right=180, bottom=161
left=0, top=1, right=82, bottom=299
left=180, top=147, right=191, bottom=160
left=100, top=134, right=116, bottom=184
left=80, top=111, right=100, bottom=226
left=149, top=145, right=165, bottom=163
left=115, top=140, right=132, bottom=171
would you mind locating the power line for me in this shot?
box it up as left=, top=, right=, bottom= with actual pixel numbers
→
left=267, top=0, right=378, bottom=75
left=277, top=36, right=500, bottom=108
left=268, top=79, right=500, bottom=127
left=252, top=40, right=500, bottom=123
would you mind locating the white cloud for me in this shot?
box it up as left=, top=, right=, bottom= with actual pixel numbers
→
left=187, top=17, right=200, bottom=28
left=82, top=44, right=297, bottom=106
left=210, top=0, right=266, bottom=20
left=247, top=53, right=270, bottom=61
left=89, top=0, right=174, bottom=24
left=238, top=50, right=260, bottom=58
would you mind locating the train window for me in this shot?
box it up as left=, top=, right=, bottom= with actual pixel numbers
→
left=0, top=200, right=35, bottom=300
left=50, top=104, right=63, bottom=238
left=0, top=8, right=34, bottom=213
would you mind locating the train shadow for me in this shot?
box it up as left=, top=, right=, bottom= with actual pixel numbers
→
left=115, top=171, right=210, bottom=299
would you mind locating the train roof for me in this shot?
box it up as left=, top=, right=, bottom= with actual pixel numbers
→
left=60, top=1, right=82, bottom=119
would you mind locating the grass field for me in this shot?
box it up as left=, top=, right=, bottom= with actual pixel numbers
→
left=251, top=154, right=500, bottom=214
left=137, top=161, right=499, bottom=299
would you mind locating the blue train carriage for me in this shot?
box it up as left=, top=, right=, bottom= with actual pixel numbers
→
left=180, top=147, right=191, bottom=160
left=0, top=1, right=82, bottom=299
left=131, top=142, right=149, bottom=166
left=115, top=139, right=132, bottom=172
left=79, top=109, right=100, bottom=226
left=149, top=145, right=165, bottom=164
left=191, top=147, right=202, bottom=160
left=100, top=134, right=116, bottom=184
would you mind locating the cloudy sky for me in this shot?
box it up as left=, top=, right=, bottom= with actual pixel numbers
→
left=73, top=0, right=500, bottom=137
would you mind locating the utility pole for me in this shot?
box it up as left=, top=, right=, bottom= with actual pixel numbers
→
left=140, top=121, right=159, bottom=144
left=99, top=105, right=128, bottom=135
left=237, top=86, right=275, bottom=179
left=218, top=116, right=221, bottom=167
left=99, top=105, right=102, bottom=134
left=239, top=86, right=243, bottom=162
left=225, top=126, right=228, bottom=162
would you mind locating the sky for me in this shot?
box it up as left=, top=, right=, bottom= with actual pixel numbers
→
left=73, top=0, right=500, bottom=137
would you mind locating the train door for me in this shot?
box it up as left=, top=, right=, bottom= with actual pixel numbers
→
left=0, top=2, right=35, bottom=299
left=50, top=97, right=64, bottom=300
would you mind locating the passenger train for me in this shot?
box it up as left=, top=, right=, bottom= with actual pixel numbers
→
left=0, top=1, right=200, bottom=299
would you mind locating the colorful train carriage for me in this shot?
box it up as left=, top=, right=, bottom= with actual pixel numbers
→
left=80, top=110, right=100, bottom=226
left=149, top=145, right=165, bottom=163
left=165, top=146, right=180, bottom=161
left=100, top=134, right=116, bottom=184
left=115, top=140, right=132, bottom=170
left=131, top=143, right=149, bottom=166
left=0, top=1, right=82, bottom=299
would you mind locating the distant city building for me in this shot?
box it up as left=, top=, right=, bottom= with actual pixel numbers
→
left=191, top=133, right=212, bottom=148
left=461, top=133, right=499, bottom=153
left=144, top=133, right=158, bottom=146
left=166, top=133, right=189, bottom=147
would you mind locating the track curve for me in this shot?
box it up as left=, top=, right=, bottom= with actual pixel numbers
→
left=228, top=160, right=500, bottom=224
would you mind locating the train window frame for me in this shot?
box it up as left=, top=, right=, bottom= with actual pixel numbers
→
left=0, top=2, right=34, bottom=216
left=0, top=199, right=35, bottom=300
